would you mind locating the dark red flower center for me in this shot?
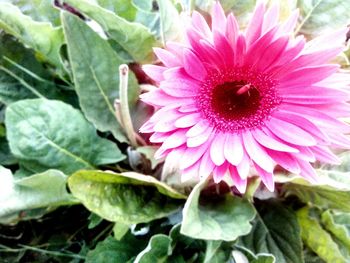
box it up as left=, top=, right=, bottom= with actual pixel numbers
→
left=196, top=69, right=281, bottom=132
left=211, top=81, right=261, bottom=120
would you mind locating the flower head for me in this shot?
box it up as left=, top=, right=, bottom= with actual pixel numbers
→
left=140, top=1, right=350, bottom=192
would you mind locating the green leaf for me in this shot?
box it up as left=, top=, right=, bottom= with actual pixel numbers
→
left=296, top=0, right=350, bottom=37
left=0, top=137, right=16, bottom=165
left=181, top=180, right=256, bottom=241
left=96, top=0, right=138, bottom=21
left=86, top=235, right=146, bottom=263
left=233, top=246, right=276, bottom=263
left=0, top=166, right=78, bottom=224
left=297, top=207, right=347, bottom=263
left=239, top=200, right=303, bottom=263
left=113, top=222, right=130, bottom=240
left=62, top=12, right=140, bottom=142
left=283, top=178, right=350, bottom=212
left=68, top=170, right=185, bottom=224
left=0, top=3, right=64, bottom=69
left=63, top=0, right=158, bottom=62
left=5, top=99, right=125, bottom=174
left=203, top=241, right=232, bottom=263
left=134, top=234, right=172, bottom=263
left=157, top=0, right=183, bottom=45
left=321, top=210, right=350, bottom=259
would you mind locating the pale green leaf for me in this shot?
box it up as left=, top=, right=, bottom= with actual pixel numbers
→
left=64, top=0, right=158, bottom=62
left=321, top=210, right=350, bottom=259
left=157, top=0, right=183, bottom=45
left=181, top=180, right=256, bottom=241
left=283, top=179, right=350, bottom=212
left=5, top=99, right=125, bottom=174
left=0, top=166, right=78, bottom=224
left=0, top=3, right=64, bottom=69
left=113, top=222, right=130, bottom=240
left=134, top=234, right=172, bottom=263
left=296, top=0, right=350, bottom=37
left=239, top=200, right=303, bottom=263
left=297, top=207, right=346, bottom=263
left=62, top=12, right=141, bottom=142
left=86, top=235, right=146, bottom=263
left=68, top=170, right=185, bottom=224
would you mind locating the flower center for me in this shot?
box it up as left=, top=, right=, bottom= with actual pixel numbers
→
left=211, top=81, right=261, bottom=120
left=196, top=69, right=281, bottom=132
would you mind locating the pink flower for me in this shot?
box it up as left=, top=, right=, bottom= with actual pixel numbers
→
left=140, top=1, right=350, bottom=192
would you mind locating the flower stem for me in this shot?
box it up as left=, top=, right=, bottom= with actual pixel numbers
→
left=119, top=64, right=138, bottom=148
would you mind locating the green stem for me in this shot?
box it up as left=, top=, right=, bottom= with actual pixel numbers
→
left=119, top=64, right=138, bottom=148
left=294, top=0, right=323, bottom=35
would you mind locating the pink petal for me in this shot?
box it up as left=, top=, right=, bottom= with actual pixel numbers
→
left=179, top=103, right=198, bottom=113
left=280, top=9, right=299, bottom=34
left=142, top=65, right=166, bottom=82
left=183, top=49, right=207, bottom=81
left=266, top=150, right=300, bottom=174
left=328, top=133, right=350, bottom=148
left=311, top=145, right=340, bottom=164
left=175, top=113, right=201, bottom=128
left=211, top=1, right=227, bottom=34
left=161, top=129, right=187, bottom=149
left=181, top=160, right=200, bottom=182
left=245, top=1, right=265, bottom=47
left=153, top=48, right=181, bottom=67
left=224, top=133, right=244, bottom=165
left=149, top=131, right=172, bottom=143
left=199, top=150, right=215, bottom=179
left=213, top=162, right=228, bottom=183
left=297, top=160, right=318, bottom=184
left=186, top=119, right=210, bottom=137
left=180, top=140, right=210, bottom=169
left=229, top=166, right=247, bottom=193
left=267, top=117, right=317, bottom=146
left=254, top=163, right=275, bottom=192
left=272, top=111, right=330, bottom=144
left=237, top=150, right=250, bottom=179
left=226, top=13, right=239, bottom=48
left=191, top=11, right=211, bottom=37
left=213, top=31, right=235, bottom=68
left=243, top=131, right=274, bottom=173
left=256, top=35, right=289, bottom=71
left=278, top=65, right=339, bottom=85
left=198, top=39, right=225, bottom=70
left=252, top=128, right=299, bottom=152
left=262, top=3, right=279, bottom=33
left=234, top=34, right=246, bottom=66
left=210, top=133, right=226, bottom=166
left=187, top=127, right=213, bottom=147
left=161, top=80, right=198, bottom=97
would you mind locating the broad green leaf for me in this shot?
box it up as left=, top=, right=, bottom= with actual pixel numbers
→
left=134, top=234, right=172, bottom=263
left=0, top=166, right=78, bottom=224
left=297, top=207, right=346, bottom=263
left=64, top=0, right=158, bottom=62
left=68, top=170, right=185, bottom=224
left=181, top=180, right=256, bottom=241
left=0, top=33, right=77, bottom=106
left=0, top=3, right=64, bottom=69
left=113, top=222, right=130, bottom=240
left=133, top=0, right=153, bottom=11
left=5, top=99, right=125, bottom=174
left=239, top=200, right=303, bottom=263
left=296, top=0, right=350, bottom=37
left=96, top=0, right=138, bottom=21
left=86, top=235, right=146, bottom=263
left=62, top=12, right=140, bottom=142
left=0, top=137, right=16, bottom=165
left=232, top=246, right=276, bottom=263
left=157, top=0, right=183, bottom=44
left=9, top=0, right=61, bottom=26
left=283, top=180, right=350, bottom=212
left=203, top=241, right=232, bottom=263
left=321, top=210, right=350, bottom=259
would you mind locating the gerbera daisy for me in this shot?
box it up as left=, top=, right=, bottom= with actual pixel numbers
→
left=140, top=1, right=350, bottom=192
